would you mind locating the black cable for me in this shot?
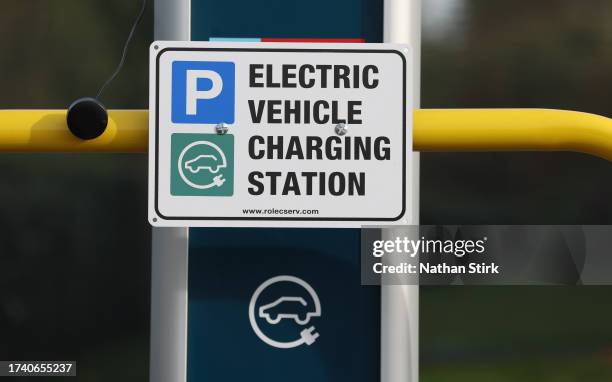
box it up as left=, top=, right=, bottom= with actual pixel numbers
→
left=96, top=0, right=147, bottom=100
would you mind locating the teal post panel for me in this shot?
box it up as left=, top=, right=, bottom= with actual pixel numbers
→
left=191, top=0, right=382, bottom=42
left=188, top=229, right=380, bottom=381
left=188, top=1, right=384, bottom=381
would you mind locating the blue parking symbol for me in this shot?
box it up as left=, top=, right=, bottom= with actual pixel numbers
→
left=171, top=61, right=235, bottom=124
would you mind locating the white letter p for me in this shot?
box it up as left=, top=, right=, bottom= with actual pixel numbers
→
left=185, top=69, right=223, bottom=115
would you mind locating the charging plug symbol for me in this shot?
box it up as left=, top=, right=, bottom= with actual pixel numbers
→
left=213, top=174, right=225, bottom=187
left=300, top=326, right=320, bottom=345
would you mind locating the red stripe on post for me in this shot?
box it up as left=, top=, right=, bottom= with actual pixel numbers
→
left=261, top=38, right=365, bottom=43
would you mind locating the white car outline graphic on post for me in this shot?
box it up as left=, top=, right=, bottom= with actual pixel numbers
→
left=249, top=276, right=322, bottom=348
left=258, top=296, right=321, bottom=325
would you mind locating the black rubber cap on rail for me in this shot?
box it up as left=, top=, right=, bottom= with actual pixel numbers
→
left=66, top=97, right=108, bottom=140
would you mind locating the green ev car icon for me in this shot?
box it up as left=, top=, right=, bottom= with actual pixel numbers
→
left=258, top=296, right=319, bottom=325
left=171, top=133, right=234, bottom=196
left=184, top=154, right=227, bottom=174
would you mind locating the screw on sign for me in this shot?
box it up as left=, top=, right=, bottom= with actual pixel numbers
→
left=215, top=122, right=229, bottom=135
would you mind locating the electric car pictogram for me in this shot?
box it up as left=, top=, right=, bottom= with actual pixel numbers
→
left=258, top=296, right=318, bottom=325
left=184, top=154, right=226, bottom=174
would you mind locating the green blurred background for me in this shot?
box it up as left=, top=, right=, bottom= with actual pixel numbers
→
left=1, top=0, right=612, bottom=380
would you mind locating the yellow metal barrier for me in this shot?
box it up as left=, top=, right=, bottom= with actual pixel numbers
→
left=0, top=109, right=147, bottom=152
left=1, top=108, right=612, bottom=160
left=415, top=109, right=612, bottom=161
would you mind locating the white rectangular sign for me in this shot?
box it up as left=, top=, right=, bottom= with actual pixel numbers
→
left=149, top=41, right=412, bottom=227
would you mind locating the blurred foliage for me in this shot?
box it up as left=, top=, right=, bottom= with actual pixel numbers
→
left=1, top=0, right=612, bottom=381
left=420, top=1, right=612, bottom=380
left=0, top=0, right=152, bottom=380
left=0, top=0, right=152, bottom=108
left=423, top=356, right=612, bottom=382
left=421, top=0, right=612, bottom=225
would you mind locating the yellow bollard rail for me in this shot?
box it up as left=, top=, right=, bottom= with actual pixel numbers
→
left=1, top=108, right=612, bottom=160
left=414, top=109, right=612, bottom=161
left=0, top=109, right=147, bottom=152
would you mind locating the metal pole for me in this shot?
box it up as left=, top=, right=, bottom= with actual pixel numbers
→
left=150, top=1, right=190, bottom=382
left=382, top=1, right=420, bottom=382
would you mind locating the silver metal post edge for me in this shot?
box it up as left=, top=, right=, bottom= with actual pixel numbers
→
left=382, top=1, right=421, bottom=382
left=150, top=1, right=190, bottom=382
